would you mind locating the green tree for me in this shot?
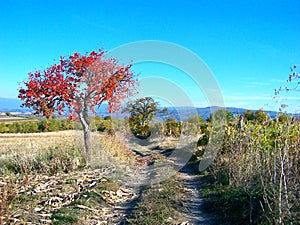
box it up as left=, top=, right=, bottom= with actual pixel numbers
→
left=7, top=122, right=21, bottom=133
left=97, top=120, right=112, bottom=132
left=243, top=110, right=255, bottom=121
left=123, top=97, right=161, bottom=139
left=38, top=119, right=50, bottom=132
left=254, top=109, right=269, bottom=123
left=207, top=109, right=233, bottom=123
left=277, top=113, right=289, bottom=123
left=197, top=122, right=210, bottom=147
left=49, top=118, right=60, bottom=131
left=103, top=115, right=112, bottom=121
left=21, top=122, right=39, bottom=133
left=59, top=119, right=73, bottom=130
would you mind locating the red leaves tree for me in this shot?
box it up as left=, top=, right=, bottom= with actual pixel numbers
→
left=18, top=50, right=137, bottom=161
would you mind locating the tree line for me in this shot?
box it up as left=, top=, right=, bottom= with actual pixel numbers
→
left=0, top=118, right=73, bottom=133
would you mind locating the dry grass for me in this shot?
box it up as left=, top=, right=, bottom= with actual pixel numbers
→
left=0, top=130, right=138, bottom=224
left=0, top=130, right=77, bottom=154
left=208, top=120, right=300, bottom=224
left=0, top=130, right=137, bottom=176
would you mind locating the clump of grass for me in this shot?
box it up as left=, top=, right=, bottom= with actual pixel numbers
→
left=51, top=207, right=80, bottom=225
left=128, top=177, right=182, bottom=225
left=0, top=144, right=85, bottom=176
left=84, top=131, right=137, bottom=180
left=202, top=183, right=263, bottom=225
left=0, top=179, right=18, bottom=224
left=98, top=132, right=136, bottom=164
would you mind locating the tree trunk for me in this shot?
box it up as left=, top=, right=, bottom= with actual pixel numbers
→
left=78, top=109, right=91, bottom=163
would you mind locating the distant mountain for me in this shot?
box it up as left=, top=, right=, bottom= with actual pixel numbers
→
left=0, top=97, right=282, bottom=120
left=166, top=106, right=280, bottom=121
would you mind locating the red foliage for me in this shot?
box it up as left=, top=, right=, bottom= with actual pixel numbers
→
left=18, top=50, right=137, bottom=118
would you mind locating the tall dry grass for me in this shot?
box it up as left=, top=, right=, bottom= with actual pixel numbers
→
left=0, top=129, right=137, bottom=176
left=209, top=119, right=300, bottom=224
left=0, top=131, right=84, bottom=175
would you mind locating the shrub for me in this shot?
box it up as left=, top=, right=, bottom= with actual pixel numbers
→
left=165, top=118, right=182, bottom=137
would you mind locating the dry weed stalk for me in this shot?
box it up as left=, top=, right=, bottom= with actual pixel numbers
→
left=211, top=119, right=300, bottom=224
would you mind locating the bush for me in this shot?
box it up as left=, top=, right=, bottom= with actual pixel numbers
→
left=21, top=122, right=39, bottom=133
left=165, top=118, right=182, bottom=137
left=0, top=123, right=9, bottom=133
left=96, top=119, right=112, bottom=132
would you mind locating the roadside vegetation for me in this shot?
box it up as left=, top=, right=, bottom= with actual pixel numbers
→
left=199, top=112, right=300, bottom=225
left=198, top=66, right=300, bottom=225
left=0, top=115, right=123, bottom=134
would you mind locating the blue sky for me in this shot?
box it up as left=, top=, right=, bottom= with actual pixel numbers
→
left=1, top=0, right=300, bottom=112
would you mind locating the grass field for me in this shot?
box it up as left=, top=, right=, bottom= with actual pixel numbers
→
left=0, top=130, right=76, bottom=154
left=0, top=129, right=137, bottom=175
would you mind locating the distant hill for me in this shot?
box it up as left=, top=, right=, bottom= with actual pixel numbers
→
left=0, top=97, right=282, bottom=120
left=166, top=106, right=279, bottom=121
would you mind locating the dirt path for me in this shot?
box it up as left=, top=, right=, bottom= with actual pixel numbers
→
left=109, top=162, right=155, bottom=224
left=177, top=164, right=217, bottom=225
left=109, top=149, right=218, bottom=225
